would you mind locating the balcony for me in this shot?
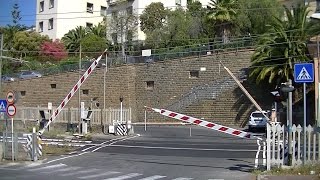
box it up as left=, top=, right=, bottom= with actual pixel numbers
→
left=107, top=0, right=132, bottom=6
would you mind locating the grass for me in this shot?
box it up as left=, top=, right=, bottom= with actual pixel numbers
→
left=253, top=163, right=320, bottom=178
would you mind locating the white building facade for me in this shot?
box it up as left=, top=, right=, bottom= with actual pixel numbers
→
left=36, top=0, right=107, bottom=40
left=106, top=0, right=212, bottom=43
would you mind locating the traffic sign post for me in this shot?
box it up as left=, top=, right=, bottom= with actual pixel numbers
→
left=6, top=91, right=16, bottom=162
left=294, top=63, right=314, bottom=165
left=0, top=99, right=7, bottom=112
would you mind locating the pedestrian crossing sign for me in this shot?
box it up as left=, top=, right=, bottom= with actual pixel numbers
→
left=0, top=99, right=7, bottom=112
left=294, top=63, right=314, bottom=83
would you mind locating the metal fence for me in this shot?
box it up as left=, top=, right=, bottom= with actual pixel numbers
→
left=266, top=123, right=320, bottom=170
left=10, top=106, right=132, bottom=125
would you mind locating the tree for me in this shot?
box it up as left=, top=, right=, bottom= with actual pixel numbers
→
left=11, top=3, right=22, bottom=27
left=207, top=0, right=237, bottom=43
left=235, top=0, right=282, bottom=35
left=250, top=4, right=320, bottom=85
left=12, top=31, right=50, bottom=57
left=90, top=23, right=106, bottom=38
left=140, top=2, right=168, bottom=33
left=61, top=26, right=87, bottom=52
left=81, top=34, right=107, bottom=58
left=40, top=40, right=68, bottom=61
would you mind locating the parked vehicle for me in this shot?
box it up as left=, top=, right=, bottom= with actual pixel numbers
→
left=19, top=71, right=42, bottom=79
left=1, top=75, right=15, bottom=82
left=248, top=110, right=269, bottom=131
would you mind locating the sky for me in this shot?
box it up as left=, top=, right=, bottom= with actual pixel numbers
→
left=0, top=0, right=36, bottom=27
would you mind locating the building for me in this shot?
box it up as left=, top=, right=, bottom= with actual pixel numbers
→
left=106, top=0, right=212, bottom=44
left=36, top=0, right=107, bottom=40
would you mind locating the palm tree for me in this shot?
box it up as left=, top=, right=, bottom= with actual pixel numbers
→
left=90, top=23, right=106, bottom=38
left=250, top=4, right=320, bottom=85
left=207, top=0, right=237, bottom=43
left=61, top=26, right=87, bottom=52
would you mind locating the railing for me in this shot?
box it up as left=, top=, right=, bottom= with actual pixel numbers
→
left=266, top=123, right=320, bottom=170
left=166, top=74, right=242, bottom=112
left=8, top=107, right=131, bottom=125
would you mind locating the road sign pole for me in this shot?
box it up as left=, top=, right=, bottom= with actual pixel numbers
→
left=303, top=83, right=307, bottom=164
left=11, top=117, right=14, bottom=162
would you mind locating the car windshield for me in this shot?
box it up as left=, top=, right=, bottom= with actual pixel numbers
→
left=252, top=112, right=266, bottom=118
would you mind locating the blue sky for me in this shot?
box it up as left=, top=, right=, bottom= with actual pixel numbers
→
left=0, top=0, right=36, bottom=27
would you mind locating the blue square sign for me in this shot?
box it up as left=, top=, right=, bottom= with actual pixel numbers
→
left=0, top=99, right=7, bottom=112
left=294, top=63, right=314, bottom=83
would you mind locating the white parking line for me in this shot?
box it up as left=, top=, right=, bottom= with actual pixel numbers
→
left=60, top=168, right=100, bottom=176
left=28, top=163, right=66, bottom=171
left=78, top=171, right=120, bottom=179
left=103, top=173, right=142, bottom=180
left=138, top=175, right=166, bottom=180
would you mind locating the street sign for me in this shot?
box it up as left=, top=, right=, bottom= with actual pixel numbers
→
left=6, top=91, right=15, bottom=104
left=6, top=104, right=16, bottom=117
left=294, top=63, right=314, bottom=83
left=0, top=99, right=7, bottom=112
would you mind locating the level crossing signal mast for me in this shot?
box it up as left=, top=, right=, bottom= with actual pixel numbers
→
left=38, top=49, right=108, bottom=136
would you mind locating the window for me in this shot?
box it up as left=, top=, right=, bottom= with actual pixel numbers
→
left=49, top=0, right=54, bottom=9
left=126, top=6, right=133, bottom=15
left=82, top=89, right=89, bottom=95
left=87, top=2, right=93, bottom=13
left=39, top=1, right=44, bottom=12
left=112, top=11, right=118, bottom=19
left=189, top=70, right=199, bottom=78
left=20, top=91, right=26, bottom=96
left=317, top=0, right=320, bottom=12
left=175, top=0, right=181, bottom=6
left=100, top=6, right=106, bottom=16
left=50, top=84, right=56, bottom=88
left=146, top=81, right=154, bottom=90
left=111, top=33, right=117, bottom=43
left=48, top=18, right=53, bottom=30
left=39, top=21, right=43, bottom=32
left=86, top=22, right=93, bottom=28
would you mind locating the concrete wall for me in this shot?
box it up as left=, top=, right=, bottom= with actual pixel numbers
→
left=1, top=50, right=272, bottom=127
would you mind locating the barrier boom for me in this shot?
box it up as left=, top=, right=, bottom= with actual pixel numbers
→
left=146, top=106, right=261, bottom=140
left=38, top=49, right=108, bottom=135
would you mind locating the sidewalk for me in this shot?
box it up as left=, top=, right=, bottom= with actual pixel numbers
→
left=257, top=175, right=317, bottom=180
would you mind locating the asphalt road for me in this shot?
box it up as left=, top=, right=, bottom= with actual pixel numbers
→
left=0, top=125, right=263, bottom=180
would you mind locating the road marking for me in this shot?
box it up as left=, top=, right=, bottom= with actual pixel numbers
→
left=60, top=168, right=100, bottom=176
left=82, top=136, right=128, bottom=152
left=172, top=178, right=193, bottom=180
left=45, top=151, right=89, bottom=164
left=92, top=134, right=140, bottom=152
left=78, top=171, right=120, bottom=179
left=103, top=173, right=142, bottom=180
left=28, top=163, right=66, bottom=171
left=109, top=144, right=257, bottom=152
left=42, top=166, right=82, bottom=173
left=138, top=175, right=166, bottom=180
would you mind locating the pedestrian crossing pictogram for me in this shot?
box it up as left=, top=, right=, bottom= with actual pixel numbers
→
left=0, top=99, right=7, bottom=112
left=297, top=67, right=312, bottom=80
left=294, top=63, right=314, bottom=83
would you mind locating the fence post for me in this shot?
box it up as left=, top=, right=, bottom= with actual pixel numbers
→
left=267, top=123, right=271, bottom=170
left=32, top=128, right=37, bottom=161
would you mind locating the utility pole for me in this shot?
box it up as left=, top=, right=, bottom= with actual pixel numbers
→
left=78, top=44, right=82, bottom=134
left=287, top=79, right=293, bottom=166
left=104, top=10, right=108, bottom=125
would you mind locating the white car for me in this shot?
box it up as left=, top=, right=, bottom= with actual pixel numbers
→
left=248, top=110, right=269, bottom=131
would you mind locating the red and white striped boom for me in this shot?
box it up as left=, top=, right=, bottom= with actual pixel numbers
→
left=146, top=106, right=261, bottom=140
left=38, top=49, right=107, bottom=135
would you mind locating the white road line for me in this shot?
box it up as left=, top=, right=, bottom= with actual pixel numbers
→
left=42, top=166, right=82, bottom=173
left=0, top=163, right=20, bottom=168
left=92, top=134, right=140, bottom=152
left=172, top=178, right=193, bottom=180
left=138, top=175, right=166, bottom=180
left=45, top=151, right=89, bottom=164
left=103, top=173, right=142, bottom=180
left=28, top=163, right=67, bottom=171
left=78, top=171, right=120, bottom=179
left=82, top=136, right=128, bottom=152
left=109, top=144, right=257, bottom=152
left=60, top=168, right=100, bottom=176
